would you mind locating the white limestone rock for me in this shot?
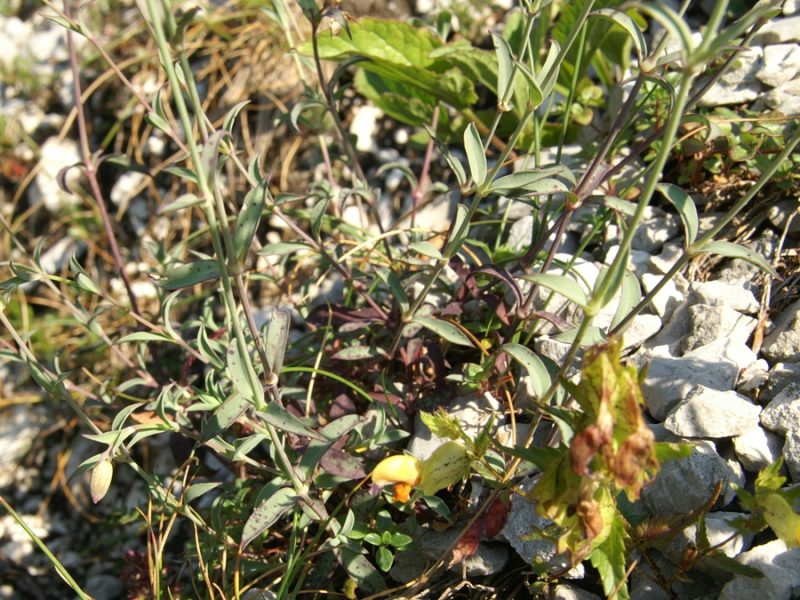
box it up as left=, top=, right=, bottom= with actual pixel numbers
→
left=782, top=430, right=800, bottom=482
left=641, top=273, right=685, bottom=320
left=688, top=280, right=759, bottom=314
left=631, top=206, right=680, bottom=252
left=663, top=385, right=761, bottom=438
left=753, top=16, right=800, bottom=44
left=763, top=362, right=800, bottom=400
left=762, top=297, right=800, bottom=364
left=760, top=382, right=800, bottom=435
left=718, top=540, right=800, bottom=600
left=28, top=137, right=82, bottom=213
left=698, top=46, right=764, bottom=106
left=733, top=426, right=783, bottom=471
left=757, top=43, right=800, bottom=88
left=682, top=304, right=757, bottom=352
left=737, top=359, right=770, bottom=393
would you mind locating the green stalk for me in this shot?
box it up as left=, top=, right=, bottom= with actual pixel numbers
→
left=141, top=0, right=306, bottom=497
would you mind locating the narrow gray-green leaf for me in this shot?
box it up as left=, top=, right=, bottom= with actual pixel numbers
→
left=257, top=241, right=312, bottom=256
left=656, top=183, right=698, bottom=245
left=117, top=331, right=175, bottom=345
left=159, top=193, right=203, bottom=214
left=332, top=345, right=388, bottom=360
left=463, top=122, right=487, bottom=187
left=241, top=487, right=296, bottom=549
left=592, top=8, right=648, bottom=65
left=222, top=100, right=250, bottom=132
left=185, top=482, right=222, bottom=503
left=233, top=182, right=268, bottom=263
left=408, top=241, right=443, bottom=260
left=492, top=32, right=514, bottom=110
left=524, top=273, right=588, bottom=308
left=423, top=125, right=466, bottom=187
left=161, top=259, right=220, bottom=290
left=227, top=343, right=260, bottom=407
left=414, top=316, right=473, bottom=347
left=501, top=343, right=551, bottom=399
left=698, top=241, right=778, bottom=278
left=259, top=402, right=325, bottom=440
left=444, top=203, right=471, bottom=258
left=265, top=309, right=290, bottom=376
left=610, top=271, right=642, bottom=331
left=203, top=392, right=250, bottom=440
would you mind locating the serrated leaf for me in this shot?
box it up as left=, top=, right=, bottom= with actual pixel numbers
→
left=241, top=487, right=296, bottom=549
left=463, top=122, right=486, bottom=187
left=590, top=517, right=629, bottom=600
left=501, top=343, right=551, bottom=399
left=656, top=183, right=698, bottom=245
left=524, top=273, right=588, bottom=308
left=233, top=182, right=268, bottom=263
left=698, top=241, right=778, bottom=278
left=161, top=259, right=220, bottom=290
left=413, top=316, right=473, bottom=347
left=420, top=410, right=463, bottom=441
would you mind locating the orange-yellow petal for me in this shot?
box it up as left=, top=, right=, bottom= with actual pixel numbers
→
left=371, top=454, right=423, bottom=487
left=392, top=482, right=413, bottom=503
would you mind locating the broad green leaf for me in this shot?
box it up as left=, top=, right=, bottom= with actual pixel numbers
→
left=501, top=343, right=551, bottom=399
left=524, top=273, right=588, bottom=308
left=161, top=259, right=220, bottom=290
left=354, top=70, right=437, bottom=127
left=464, top=122, right=487, bottom=187
left=697, top=241, right=778, bottom=278
left=414, top=316, right=473, bottom=347
left=233, top=182, right=268, bottom=263
left=762, top=492, right=800, bottom=547
left=656, top=183, right=698, bottom=245
left=241, top=487, right=296, bottom=549
left=591, top=8, right=647, bottom=65
left=420, top=441, right=470, bottom=496
left=304, top=18, right=476, bottom=109
left=376, top=546, right=394, bottom=572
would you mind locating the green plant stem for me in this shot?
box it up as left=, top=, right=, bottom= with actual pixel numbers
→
left=142, top=0, right=306, bottom=498
left=611, top=122, right=800, bottom=334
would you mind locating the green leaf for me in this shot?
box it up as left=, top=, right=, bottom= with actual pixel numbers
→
left=464, top=122, right=487, bottom=187
left=146, top=111, right=172, bottom=135
left=632, top=1, right=693, bottom=67
left=420, top=410, right=464, bottom=441
left=203, top=392, right=249, bottom=440
left=376, top=546, right=394, bottom=572
left=610, top=271, right=642, bottom=331
left=222, top=100, right=250, bottom=133
left=241, top=487, right=296, bottom=549
left=697, top=241, right=778, bottom=278
left=492, top=32, right=514, bottom=110
left=257, top=242, right=313, bottom=256
left=443, top=203, right=470, bottom=257
left=117, top=332, right=175, bottom=345
left=159, top=193, right=203, bottom=214
left=332, top=345, right=387, bottom=360
left=161, top=259, right=220, bottom=290
left=335, top=547, right=386, bottom=594
left=304, top=18, right=476, bottom=109
left=354, top=70, right=436, bottom=127
left=233, top=182, right=268, bottom=263
left=408, top=241, right=443, bottom=260
left=420, top=441, right=470, bottom=496
left=656, top=183, right=698, bottom=245
left=590, top=516, right=629, bottom=600
left=424, top=125, right=466, bottom=187
left=489, top=165, right=576, bottom=192
left=265, top=309, right=291, bottom=376
left=591, top=8, right=647, bottom=65
left=260, top=401, right=325, bottom=441
left=501, top=343, right=551, bottom=399
left=185, top=482, right=222, bottom=503
left=762, top=492, right=800, bottom=547
left=524, top=273, right=588, bottom=308
left=227, top=343, right=260, bottom=408
left=413, top=316, right=473, bottom=347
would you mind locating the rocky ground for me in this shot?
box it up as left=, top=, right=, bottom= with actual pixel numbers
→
left=1, top=0, right=800, bottom=599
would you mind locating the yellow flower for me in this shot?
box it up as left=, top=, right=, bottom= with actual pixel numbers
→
left=371, top=454, right=423, bottom=502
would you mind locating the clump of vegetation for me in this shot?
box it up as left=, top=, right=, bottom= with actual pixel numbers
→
left=1, top=0, right=799, bottom=598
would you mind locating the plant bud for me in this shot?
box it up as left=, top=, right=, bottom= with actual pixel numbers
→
left=90, top=460, right=113, bottom=504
